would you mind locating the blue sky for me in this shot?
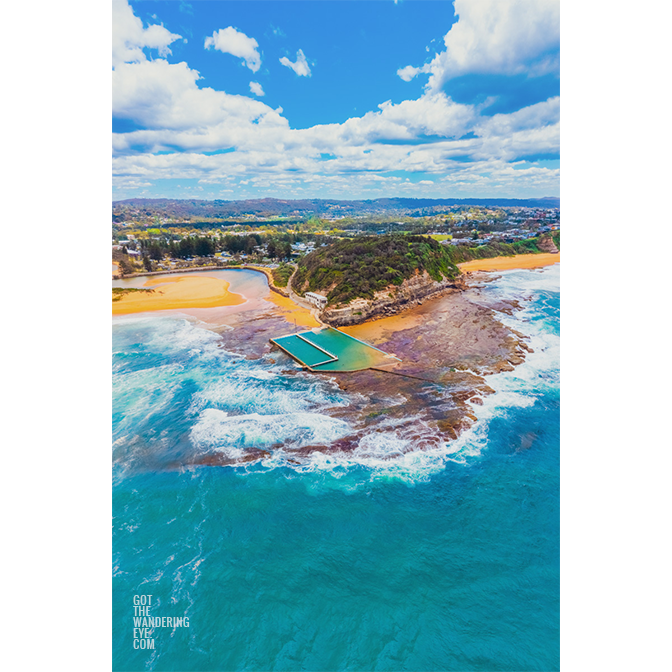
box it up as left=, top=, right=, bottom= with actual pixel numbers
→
left=113, top=0, right=559, bottom=201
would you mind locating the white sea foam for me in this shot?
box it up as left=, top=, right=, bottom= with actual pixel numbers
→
left=114, top=266, right=558, bottom=483
left=270, top=265, right=559, bottom=479
left=354, top=431, right=412, bottom=458
left=263, top=442, right=451, bottom=487
left=190, top=377, right=326, bottom=417
left=190, top=408, right=351, bottom=452
left=433, top=265, right=559, bottom=465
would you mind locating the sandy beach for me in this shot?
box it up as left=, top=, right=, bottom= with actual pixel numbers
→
left=112, top=254, right=558, bottom=323
left=340, top=308, right=426, bottom=345
left=458, top=252, right=559, bottom=272
left=112, top=275, right=245, bottom=315
left=112, top=269, right=321, bottom=326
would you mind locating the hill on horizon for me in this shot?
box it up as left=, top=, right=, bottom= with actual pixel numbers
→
left=112, top=196, right=560, bottom=220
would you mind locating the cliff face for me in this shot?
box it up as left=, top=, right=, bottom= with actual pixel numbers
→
left=321, top=270, right=466, bottom=326
left=537, top=234, right=559, bottom=254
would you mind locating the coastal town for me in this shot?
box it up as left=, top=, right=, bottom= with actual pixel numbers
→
left=113, top=198, right=559, bottom=278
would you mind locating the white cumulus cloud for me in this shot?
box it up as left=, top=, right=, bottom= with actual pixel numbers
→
left=113, top=59, right=286, bottom=137
left=279, top=49, right=311, bottom=77
left=111, top=0, right=558, bottom=198
left=399, top=0, right=559, bottom=89
left=397, top=65, right=423, bottom=82
left=112, top=0, right=181, bottom=67
left=249, top=81, right=265, bottom=97
left=205, top=27, right=261, bottom=72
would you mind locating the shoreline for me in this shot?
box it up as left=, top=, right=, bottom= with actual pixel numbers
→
left=457, top=252, right=559, bottom=272
left=113, top=263, right=289, bottom=295
left=114, top=261, right=558, bottom=461
left=112, top=275, right=245, bottom=315
left=112, top=266, right=320, bottom=327
left=112, top=254, right=558, bottom=326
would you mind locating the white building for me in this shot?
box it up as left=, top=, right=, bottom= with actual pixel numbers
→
left=305, top=292, right=328, bottom=308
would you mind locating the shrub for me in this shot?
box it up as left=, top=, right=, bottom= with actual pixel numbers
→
left=291, top=234, right=459, bottom=307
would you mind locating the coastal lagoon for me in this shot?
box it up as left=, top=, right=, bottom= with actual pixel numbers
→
left=113, top=265, right=559, bottom=671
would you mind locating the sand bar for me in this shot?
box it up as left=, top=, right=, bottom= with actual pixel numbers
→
left=458, top=252, right=559, bottom=272
left=112, top=275, right=245, bottom=315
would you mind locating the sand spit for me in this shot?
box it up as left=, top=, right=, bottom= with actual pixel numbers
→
left=112, top=275, right=245, bottom=315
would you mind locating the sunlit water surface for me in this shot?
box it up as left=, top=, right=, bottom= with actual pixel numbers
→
left=113, top=266, right=559, bottom=672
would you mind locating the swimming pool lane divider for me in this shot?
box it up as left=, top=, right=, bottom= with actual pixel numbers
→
left=268, top=338, right=334, bottom=369
left=294, top=332, right=338, bottom=362
left=269, top=332, right=339, bottom=369
left=270, top=326, right=402, bottom=370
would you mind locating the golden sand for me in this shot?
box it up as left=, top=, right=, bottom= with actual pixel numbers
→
left=264, top=291, right=321, bottom=328
left=340, top=311, right=425, bottom=345
left=112, top=275, right=245, bottom=315
left=458, top=252, right=560, bottom=272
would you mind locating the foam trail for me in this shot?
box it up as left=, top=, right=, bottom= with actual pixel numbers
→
left=113, top=266, right=559, bottom=483
left=190, top=409, right=352, bottom=455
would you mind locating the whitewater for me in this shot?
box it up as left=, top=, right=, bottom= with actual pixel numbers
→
left=113, top=265, right=559, bottom=671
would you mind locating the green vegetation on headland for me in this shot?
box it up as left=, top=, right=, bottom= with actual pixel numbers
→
left=291, top=232, right=560, bottom=307
left=292, top=235, right=460, bottom=307
left=271, top=262, right=294, bottom=288
left=112, top=287, right=154, bottom=302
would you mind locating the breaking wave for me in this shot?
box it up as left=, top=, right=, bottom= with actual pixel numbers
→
left=113, top=265, right=559, bottom=483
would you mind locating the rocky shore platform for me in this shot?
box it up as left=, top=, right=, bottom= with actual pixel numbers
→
left=319, top=270, right=467, bottom=326
left=199, top=272, right=534, bottom=465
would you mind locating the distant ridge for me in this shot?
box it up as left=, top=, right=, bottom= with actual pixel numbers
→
left=112, top=196, right=560, bottom=219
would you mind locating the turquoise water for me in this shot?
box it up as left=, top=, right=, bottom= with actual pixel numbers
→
left=272, top=333, right=338, bottom=368
left=304, top=328, right=393, bottom=372
left=113, top=266, right=559, bottom=671
left=273, top=328, right=392, bottom=371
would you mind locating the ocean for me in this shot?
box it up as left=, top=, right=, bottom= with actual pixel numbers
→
left=113, top=265, right=559, bottom=671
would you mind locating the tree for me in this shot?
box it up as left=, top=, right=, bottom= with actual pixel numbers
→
left=148, top=242, right=164, bottom=260
left=178, top=237, right=195, bottom=258
left=118, top=258, right=134, bottom=277
left=195, top=237, right=214, bottom=256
